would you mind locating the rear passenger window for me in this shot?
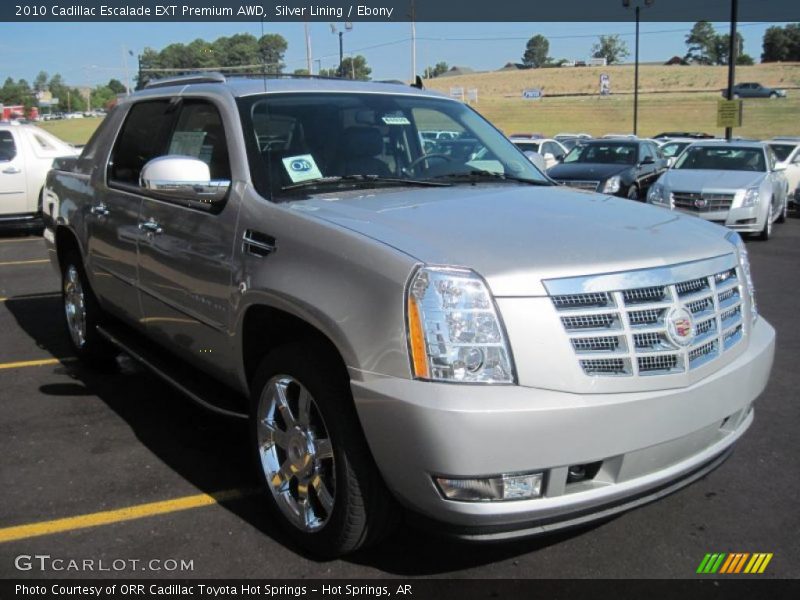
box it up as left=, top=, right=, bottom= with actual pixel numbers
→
left=0, top=131, right=17, bottom=161
left=109, top=100, right=174, bottom=185
left=167, top=100, right=230, bottom=180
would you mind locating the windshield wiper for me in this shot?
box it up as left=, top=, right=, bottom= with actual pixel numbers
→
left=281, top=174, right=451, bottom=192
left=431, top=170, right=551, bottom=186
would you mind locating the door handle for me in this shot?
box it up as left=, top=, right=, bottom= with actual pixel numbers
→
left=90, top=203, right=109, bottom=216
left=139, top=219, right=163, bottom=236
left=2, top=166, right=21, bottom=174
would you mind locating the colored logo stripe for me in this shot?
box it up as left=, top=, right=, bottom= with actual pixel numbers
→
left=697, top=553, right=773, bottom=574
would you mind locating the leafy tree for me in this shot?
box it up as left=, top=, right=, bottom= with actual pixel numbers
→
left=336, top=55, right=371, bottom=80
left=522, top=35, right=550, bottom=68
left=714, top=32, right=744, bottom=65
left=293, top=68, right=310, bottom=76
left=592, top=35, right=629, bottom=64
left=684, top=21, right=718, bottom=64
left=258, top=34, right=288, bottom=72
left=425, top=61, right=449, bottom=78
left=33, top=71, right=49, bottom=92
left=762, top=23, right=800, bottom=62
left=736, top=54, right=755, bottom=65
left=107, top=79, right=127, bottom=95
left=91, top=85, right=117, bottom=110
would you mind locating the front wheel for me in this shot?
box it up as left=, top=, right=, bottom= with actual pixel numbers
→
left=250, top=341, right=398, bottom=557
left=757, top=205, right=773, bottom=241
left=61, top=250, right=118, bottom=368
left=626, top=184, right=640, bottom=201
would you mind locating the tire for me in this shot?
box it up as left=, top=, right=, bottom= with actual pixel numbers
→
left=769, top=92, right=778, bottom=99
left=777, top=199, right=788, bottom=223
left=250, top=340, right=398, bottom=557
left=757, top=205, right=773, bottom=241
left=61, top=249, right=118, bottom=368
left=733, top=93, right=741, bottom=99
left=626, top=184, right=640, bottom=201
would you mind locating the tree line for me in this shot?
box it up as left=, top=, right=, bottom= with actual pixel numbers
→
left=1, top=72, right=126, bottom=113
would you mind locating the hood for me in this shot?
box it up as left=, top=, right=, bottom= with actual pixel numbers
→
left=660, top=169, right=765, bottom=191
left=288, top=184, right=735, bottom=297
left=547, top=162, right=630, bottom=181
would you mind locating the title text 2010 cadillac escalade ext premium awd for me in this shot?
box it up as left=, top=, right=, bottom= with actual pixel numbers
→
left=44, top=74, right=775, bottom=557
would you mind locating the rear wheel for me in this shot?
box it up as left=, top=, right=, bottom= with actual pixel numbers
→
left=250, top=341, right=398, bottom=557
left=61, top=249, right=118, bottom=368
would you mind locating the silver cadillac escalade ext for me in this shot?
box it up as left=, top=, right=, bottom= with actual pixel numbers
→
left=43, top=74, right=775, bottom=557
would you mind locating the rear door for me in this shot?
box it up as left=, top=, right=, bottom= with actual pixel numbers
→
left=0, top=129, right=28, bottom=215
left=92, top=99, right=176, bottom=321
left=136, top=98, right=239, bottom=372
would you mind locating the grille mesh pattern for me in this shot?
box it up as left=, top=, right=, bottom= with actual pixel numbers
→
left=551, top=261, right=745, bottom=377
left=673, top=192, right=735, bottom=213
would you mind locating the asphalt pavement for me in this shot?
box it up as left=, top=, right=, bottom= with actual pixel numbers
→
left=0, top=220, right=798, bottom=579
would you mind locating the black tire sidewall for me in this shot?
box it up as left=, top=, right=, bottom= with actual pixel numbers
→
left=249, top=341, right=391, bottom=557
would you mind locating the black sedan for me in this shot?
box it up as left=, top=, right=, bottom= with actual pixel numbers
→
left=547, top=139, right=668, bottom=200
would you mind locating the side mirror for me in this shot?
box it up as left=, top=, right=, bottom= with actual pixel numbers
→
left=667, top=157, right=676, bottom=168
left=523, top=150, right=546, bottom=171
left=140, top=156, right=230, bottom=208
left=543, top=152, right=555, bottom=162
left=773, top=163, right=787, bottom=172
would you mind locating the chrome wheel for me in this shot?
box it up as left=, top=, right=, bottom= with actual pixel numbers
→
left=256, top=375, right=335, bottom=532
left=63, top=264, right=87, bottom=349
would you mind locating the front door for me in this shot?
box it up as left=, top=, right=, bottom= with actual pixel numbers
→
left=136, top=98, right=239, bottom=373
left=0, top=129, right=28, bottom=215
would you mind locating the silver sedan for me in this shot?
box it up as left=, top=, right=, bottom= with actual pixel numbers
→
left=647, top=141, right=789, bottom=241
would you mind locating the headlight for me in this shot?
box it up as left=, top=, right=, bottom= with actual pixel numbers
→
left=647, top=183, right=672, bottom=206
left=726, top=231, right=757, bottom=323
left=602, top=175, right=621, bottom=194
left=742, top=187, right=760, bottom=207
left=406, top=266, right=515, bottom=383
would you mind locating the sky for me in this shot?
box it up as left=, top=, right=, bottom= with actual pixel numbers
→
left=0, top=21, right=787, bottom=88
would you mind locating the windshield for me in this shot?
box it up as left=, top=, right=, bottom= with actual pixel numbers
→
left=237, top=92, right=548, bottom=198
left=563, top=142, right=637, bottom=165
left=673, top=146, right=766, bottom=172
left=768, top=143, right=795, bottom=162
left=512, top=141, right=541, bottom=153
left=660, top=141, right=690, bottom=158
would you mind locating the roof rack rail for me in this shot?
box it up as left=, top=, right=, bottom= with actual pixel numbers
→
left=145, top=72, right=227, bottom=89
left=225, top=72, right=343, bottom=81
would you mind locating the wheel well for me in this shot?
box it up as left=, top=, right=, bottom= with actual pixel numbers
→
left=241, top=305, right=349, bottom=390
left=55, top=226, right=81, bottom=272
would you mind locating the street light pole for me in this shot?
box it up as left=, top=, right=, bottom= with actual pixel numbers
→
left=725, top=0, right=739, bottom=141
left=623, top=0, right=653, bottom=137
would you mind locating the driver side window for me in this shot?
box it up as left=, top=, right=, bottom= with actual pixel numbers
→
left=0, top=131, right=17, bottom=162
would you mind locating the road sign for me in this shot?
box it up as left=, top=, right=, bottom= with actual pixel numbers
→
left=599, top=73, right=610, bottom=96
left=717, top=99, right=743, bottom=128
left=449, top=87, right=464, bottom=101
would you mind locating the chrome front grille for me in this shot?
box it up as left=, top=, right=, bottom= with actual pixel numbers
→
left=672, top=192, right=735, bottom=213
left=555, top=180, right=600, bottom=192
left=549, top=256, right=746, bottom=378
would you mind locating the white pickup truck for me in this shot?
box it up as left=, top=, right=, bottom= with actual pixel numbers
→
left=0, top=123, right=79, bottom=231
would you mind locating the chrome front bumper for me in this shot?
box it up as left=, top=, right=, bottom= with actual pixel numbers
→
left=351, top=317, right=774, bottom=536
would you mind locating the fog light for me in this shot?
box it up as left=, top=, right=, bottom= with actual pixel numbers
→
left=435, top=472, right=543, bottom=502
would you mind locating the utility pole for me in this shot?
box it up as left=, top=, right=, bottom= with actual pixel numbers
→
left=622, top=0, right=654, bottom=136
left=122, top=46, right=132, bottom=95
left=411, top=0, right=417, bottom=81
left=304, top=22, right=313, bottom=74
left=725, top=0, right=739, bottom=141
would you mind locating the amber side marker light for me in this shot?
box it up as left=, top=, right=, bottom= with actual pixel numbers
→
left=407, top=295, right=429, bottom=379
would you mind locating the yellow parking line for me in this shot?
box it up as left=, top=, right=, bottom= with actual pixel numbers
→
left=0, top=488, right=252, bottom=543
left=0, top=292, right=60, bottom=303
left=0, top=259, right=49, bottom=267
left=0, top=357, right=75, bottom=371
left=0, top=237, right=43, bottom=244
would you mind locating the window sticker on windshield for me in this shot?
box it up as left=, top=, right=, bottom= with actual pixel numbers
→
left=382, top=116, right=411, bottom=125
left=282, top=154, right=323, bottom=183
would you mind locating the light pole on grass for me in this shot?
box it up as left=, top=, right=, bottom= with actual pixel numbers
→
left=622, top=0, right=654, bottom=136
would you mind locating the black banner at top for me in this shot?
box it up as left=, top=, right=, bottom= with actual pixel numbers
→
left=2, top=0, right=799, bottom=22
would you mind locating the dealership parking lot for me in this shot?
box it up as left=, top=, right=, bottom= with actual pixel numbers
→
left=0, top=223, right=798, bottom=579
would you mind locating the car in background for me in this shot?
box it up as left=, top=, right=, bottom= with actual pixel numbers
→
left=554, top=133, right=591, bottom=151
left=658, top=138, right=717, bottom=167
left=509, top=136, right=567, bottom=170
left=653, top=132, right=714, bottom=140
left=0, top=123, right=79, bottom=231
left=548, top=138, right=668, bottom=200
left=726, top=83, right=786, bottom=99
left=647, top=141, right=788, bottom=241
left=767, top=138, right=800, bottom=210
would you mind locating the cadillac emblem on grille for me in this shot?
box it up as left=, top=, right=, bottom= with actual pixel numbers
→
left=694, top=198, right=709, bottom=209
left=666, top=307, right=695, bottom=347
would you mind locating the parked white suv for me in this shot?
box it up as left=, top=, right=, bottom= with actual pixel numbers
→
left=0, top=123, right=78, bottom=231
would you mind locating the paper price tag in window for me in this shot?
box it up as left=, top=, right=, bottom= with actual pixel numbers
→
left=282, top=154, right=323, bottom=183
